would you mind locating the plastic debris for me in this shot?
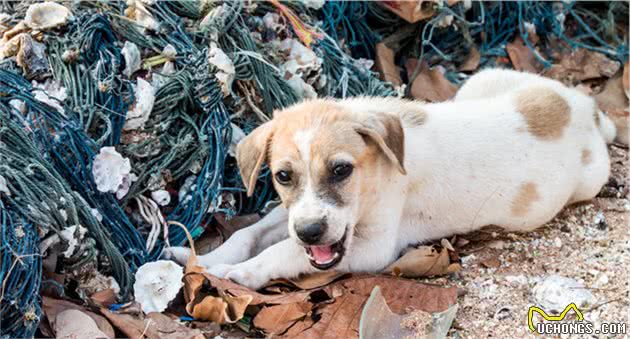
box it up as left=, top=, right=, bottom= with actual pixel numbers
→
left=32, top=79, right=67, bottom=114
left=92, top=147, right=135, bottom=199
left=532, top=275, right=595, bottom=312
left=133, top=260, right=184, bottom=314
left=279, top=38, right=322, bottom=77
left=151, top=189, right=171, bottom=206
left=0, top=174, right=9, bottom=195
left=123, top=78, right=155, bottom=130
left=208, top=42, right=235, bottom=96
left=24, top=2, right=72, bottom=31
left=125, top=0, right=158, bottom=31
left=59, top=225, right=88, bottom=258
left=121, top=41, right=141, bottom=77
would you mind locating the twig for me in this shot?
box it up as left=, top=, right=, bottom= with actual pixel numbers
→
left=167, top=220, right=197, bottom=257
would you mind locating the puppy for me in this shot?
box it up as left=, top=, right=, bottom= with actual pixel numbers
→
left=166, top=69, right=614, bottom=289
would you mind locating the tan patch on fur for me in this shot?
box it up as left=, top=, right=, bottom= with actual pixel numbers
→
left=515, top=87, right=571, bottom=140
left=401, top=109, right=428, bottom=126
left=581, top=148, right=592, bottom=165
left=511, top=182, right=540, bottom=217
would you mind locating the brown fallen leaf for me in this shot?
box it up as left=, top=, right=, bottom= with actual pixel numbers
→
left=100, top=308, right=205, bottom=339
left=405, top=59, right=458, bottom=102
left=290, top=271, right=348, bottom=290
left=384, top=245, right=460, bottom=278
left=199, top=271, right=313, bottom=306
left=183, top=254, right=253, bottom=324
left=42, top=296, right=115, bottom=339
left=55, top=309, right=110, bottom=339
left=379, top=0, right=439, bottom=23
left=90, top=288, right=116, bottom=308
left=253, top=302, right=312, bottom=335
left=99, top=308, right=146, bottom=339
left=375, top=42, right=403, bottom=87
left=292, top=275, right=457, bottom=338
left=544, top=49, right=621, bottom=85
left=506, top=36, right=541, bottom=73
left=459, top=46, right=481, bottom=72
left=481, top=256, right=501, bottom=268
left=595, top=74, right=630, bottom=145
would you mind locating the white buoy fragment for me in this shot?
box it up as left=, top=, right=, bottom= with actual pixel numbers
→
left=133, top=260, right=184, bottom=314
left=124, top=78, right=155, bottom=130
left=92, top=147, right=135, bottom=199
left=25, top=2, right=72, bottom=30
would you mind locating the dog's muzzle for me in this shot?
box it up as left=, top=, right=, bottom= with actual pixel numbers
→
left=303, top=228, right=347, bottom=270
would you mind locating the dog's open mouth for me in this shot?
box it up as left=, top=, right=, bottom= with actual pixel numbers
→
left=304, top=231, right=347, bottom=270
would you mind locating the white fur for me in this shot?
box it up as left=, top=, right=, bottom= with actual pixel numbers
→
left=167, top=70, right=613, bottom=289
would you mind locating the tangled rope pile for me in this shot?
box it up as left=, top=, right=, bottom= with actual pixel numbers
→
left=0, top=1, right=626, bottom=337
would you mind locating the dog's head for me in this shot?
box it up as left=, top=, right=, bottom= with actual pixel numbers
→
left=236, top=99, right=406, bottom=270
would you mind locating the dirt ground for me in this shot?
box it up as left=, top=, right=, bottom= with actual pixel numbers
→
left=414, top=144, right=629, bottom=338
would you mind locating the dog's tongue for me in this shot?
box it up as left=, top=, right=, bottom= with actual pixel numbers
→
left=310, top=245, right=334, bottom=263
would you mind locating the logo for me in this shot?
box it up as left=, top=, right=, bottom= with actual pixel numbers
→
left=527, top=303, right=627, bottom=336
left=528, top=303, right=583, bottom=333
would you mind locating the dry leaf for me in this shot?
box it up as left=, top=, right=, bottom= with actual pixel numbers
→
left=203, top=272, right=313, bottom=306
left=459, top=46, right=481, bottom=72
left=379, top=0, right=439, bottom=23
left=42, top=296, right=115, bottom=339
left=286, top=271, right=348, bottom=290
left=99, top=308, right=147, bottom=339
left=100, top=308, right=205, bottom=339
left=481, top=256, right=501, bottom=268
left=375, top=42, right=402, bottom=86
left=405, top=59, right=457, bottom=102
left=595, top=74, right=629, bottom=145
left=506, top=36, right=541, bottom=73
left=253, top=302, right=312, bottom=335
left=146, top=313, right=206, bottom=339
left=545, top=49, right=621, bottom=85
left=183, top=254, right=253, bottom=323
left=384, top=245, right=460, bottom=278
left=292, top=275, right=457, bottom=338
left=90, top=288, right=116, bottom=308
left=55, top=309, right=110, bottom=339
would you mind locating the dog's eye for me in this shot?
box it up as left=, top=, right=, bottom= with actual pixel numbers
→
left=275, top=170, right=292, bottom=185
left=331, top=163, right=353, bottom=181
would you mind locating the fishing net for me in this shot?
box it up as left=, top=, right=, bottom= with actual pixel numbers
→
left=0, top=0, right=626, bottom=337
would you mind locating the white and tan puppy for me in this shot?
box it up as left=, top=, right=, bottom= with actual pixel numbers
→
left=166, top=69, right=615, bottom=289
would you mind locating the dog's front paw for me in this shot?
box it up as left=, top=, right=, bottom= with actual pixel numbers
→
left=207, top=263, right=267, bottom=290
left=225, top=266, right=268, bottom=290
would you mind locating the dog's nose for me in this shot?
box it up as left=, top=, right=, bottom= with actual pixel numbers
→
left=295, top=221, right=327, bottom=244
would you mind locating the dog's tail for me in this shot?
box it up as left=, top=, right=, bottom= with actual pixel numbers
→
left=597, top=110, right=617, bottom=144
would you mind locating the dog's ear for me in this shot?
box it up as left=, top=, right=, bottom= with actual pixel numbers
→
left=236, top=121, right=275, bottom=197
left=355, top=113, right=406, bottom=175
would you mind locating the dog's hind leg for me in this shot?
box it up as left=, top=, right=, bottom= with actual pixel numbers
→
left=163, top=206, right=289, bottom=267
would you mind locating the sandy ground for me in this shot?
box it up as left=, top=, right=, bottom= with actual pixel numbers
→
left=420, top=144, right=629, bottom=338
